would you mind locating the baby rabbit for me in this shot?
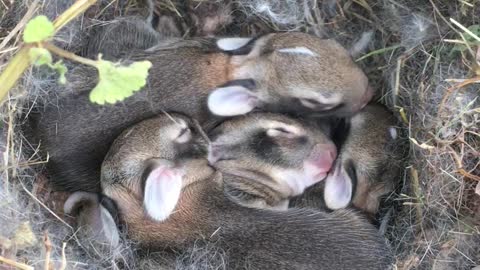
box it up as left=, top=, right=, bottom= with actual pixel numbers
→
left=26, top=14, right=371, bottom=192
left=207, top=113, right=337, bottom=210
left=89, top=113, right=393, bottom=269
left=293, top=104, right=403, bottom=216
left=322, top=104, right=402, bottom=215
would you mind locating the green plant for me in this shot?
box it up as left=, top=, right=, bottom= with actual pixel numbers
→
left=0, top=0, right=152, bottom=105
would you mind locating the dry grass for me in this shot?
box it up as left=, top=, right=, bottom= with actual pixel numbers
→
left=0, top=0, right=479, bottom=269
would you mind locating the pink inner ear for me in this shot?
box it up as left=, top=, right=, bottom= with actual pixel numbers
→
left=207, top=86, right=258, bottom=116
left=324, top=165, right=352, bottom=210
left=144, top=166, right=183, bottom=222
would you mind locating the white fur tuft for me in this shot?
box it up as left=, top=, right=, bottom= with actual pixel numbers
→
left=277, top=47, right=317, bottom=56
left=389, top=127, right=398, bottom=140
left=216, top=37, right=253, bottom=51
left=349, top=31, right=373, bottom=58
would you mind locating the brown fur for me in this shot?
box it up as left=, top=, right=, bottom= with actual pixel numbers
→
left=343, top=104, right=402, bottom=214
left=25, top=14, right=370, bottom=194
left=233, top=33, right=370, bottom=115
left=27, top=23, right=228, bottom=192
left=208, top=113, right=337, bottom=209
left=292, top=104, right=403, bottom=215
left=99, top=113, right=393, bottom=269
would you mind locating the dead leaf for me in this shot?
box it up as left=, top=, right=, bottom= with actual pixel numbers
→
left=396, top=106, right=409, bottom=124
left=475, top=46, right=480, bottom=76
left=12, top=222, right=37, bottom=250
left=0, top=235, right=13, bottom=250
left=409, top=138, right=435, bottom=150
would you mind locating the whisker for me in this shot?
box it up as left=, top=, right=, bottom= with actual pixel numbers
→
left=161, top=109, right=181, bottom=126
left=193, top=119, right=211, bottom=144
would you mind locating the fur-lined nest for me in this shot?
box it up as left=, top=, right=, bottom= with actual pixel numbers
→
left=0, top=0, right=479, bottom=269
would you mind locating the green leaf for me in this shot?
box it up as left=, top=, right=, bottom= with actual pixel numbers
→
left=451, top=25, right=480, bottom=55
left=28, top=48, right=68, bottom=84
left=89, top=59, right=152, bottom=105
left=52, top=60, right=68, bottom=84
left=23, top=15, right=55, bottom=43
left=28, top=47, right=52, bottom=66
left=462, top=25, right=480, bottom=44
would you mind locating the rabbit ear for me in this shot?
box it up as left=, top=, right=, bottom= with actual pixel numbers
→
left=64, top=192, right=120, bottom=248
left=323, top=164, right=353, bottom=210
left=216, top=37, right=255, bottom=55
left=143, top=163, right=184, bottom=222
left=208, top=86, right=259, bottom=116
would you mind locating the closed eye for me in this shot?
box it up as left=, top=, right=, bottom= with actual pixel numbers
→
left=301, top=98, right=322, bottom=106
left=273, top=127, right=291, bottom=134
left=299, top=98, right=344, bottom=112
left=266, top=127, right=296, bottom=138
left=175, top=127, right=191, bottom=143
left=178, top=128, right=188, bottom=138
left=299, top=98, right=327, bottom=109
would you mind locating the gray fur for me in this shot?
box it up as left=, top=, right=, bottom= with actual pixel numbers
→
left=25, top=16, right=371, bottom=193
left=292, top=104, right=404, bottom=216
left=99, top=113, right=393, bottom=269
left=208, top=112, right=337, bottom=209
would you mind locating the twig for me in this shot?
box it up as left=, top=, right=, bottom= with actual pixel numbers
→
left=0, top=0, right=8, bottom=10
left=459, top=0, right=474, bottom=7
left=355, top=44, right=401, bottom=62
left=95, top=0, right=117, bottom=19
left=0, top=157, right=50, bottom=171
left=0, top=46, right=19, bottom=54
left=0, top=0, right=98, bottom=102
left=20, top=181, right=74, bottom=230
left=443, top=39, right=467, bottom=44
left=0, top=0, right=39, bottom=51
left=447, top=145, right=480, bottom=181
left=44, top=232, right=52, bottom=270
left=409, top=167, right=423, bottom=226
left=437, top=76, right=480, bottom=118
left=43, top=42, right=97, bottom=67
left=0, top=46, right=32, bottom=103
left=59, top=242, right=67, bottom=270
left=3, top=100, right=11, bottom=190
left=53, top=0, right=98, bottom=30
left=458, top=169, right=480, bottom=181
left=0, top=256, right=34, bottom=270
left=429, top=0, right=475, bottom=57
left=193, top=119, right=211, bottom=145
left=393, top=55, right=404, bottom=107
left=450, top=18, right=480, bottom=43
left=429, top=0, right=461, bottom=36
left=447, top=145, right=463, bottom=168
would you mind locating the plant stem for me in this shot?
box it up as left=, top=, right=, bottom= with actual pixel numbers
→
left=44, top=232, right=52, bottom=270
left=53, top=0, right=98, bottom=31
left=43, top=42, right=97, bottom=67
left=0, top=0, right=98, bottom=102
left=355, top=44, right=401, bottom=62
left=0, top=46, right=32, bottom=104
left=0, top=256, right=34, bottom=270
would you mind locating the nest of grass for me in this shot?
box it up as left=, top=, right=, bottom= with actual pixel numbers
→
left=0, top=0, right=479, bottom=269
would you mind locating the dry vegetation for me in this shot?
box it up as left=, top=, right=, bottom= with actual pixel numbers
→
left=0, top=0, right=479, bottom=269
